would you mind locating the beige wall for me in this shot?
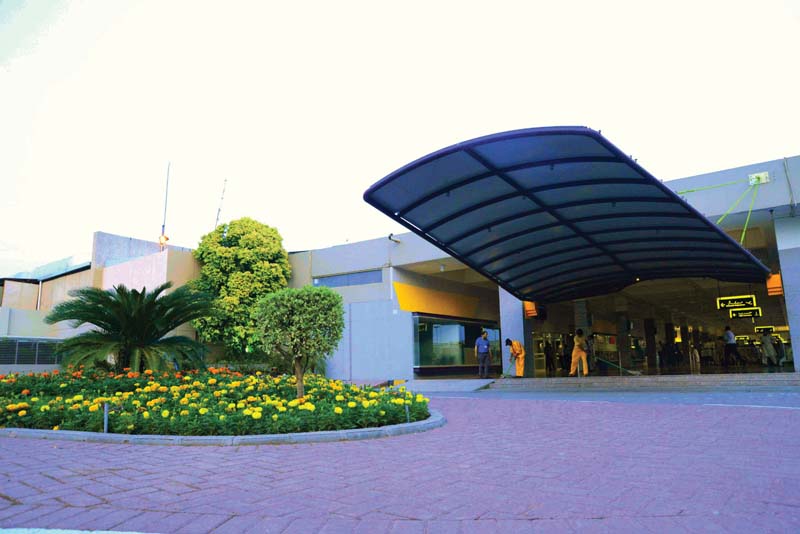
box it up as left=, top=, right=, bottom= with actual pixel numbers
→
left=39, top=269, right=98, bottom=311
left=166, top=249, right=201, bottom=290
left=1, top=281, right=39, bottom=310
left=101, top=250, right=169, bottom=291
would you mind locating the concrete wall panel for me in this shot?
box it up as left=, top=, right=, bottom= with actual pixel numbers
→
left=1, top=281, right=39, bottom=310
left=39, top=269, right=95, bottom=311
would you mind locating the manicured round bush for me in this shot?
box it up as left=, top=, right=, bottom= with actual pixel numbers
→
left=0, top=368, right=430, bottom=436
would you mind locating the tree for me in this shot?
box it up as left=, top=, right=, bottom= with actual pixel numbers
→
left=192, top=217, right=291, bottom=357
left=45, top=283, right=214, bottom=372
left=254, top=286, right=344, bottom=398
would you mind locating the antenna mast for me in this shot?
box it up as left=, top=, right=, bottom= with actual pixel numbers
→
left=214, top=178, right=228, bottom=229
left=159, top=162, right=170, bottom=250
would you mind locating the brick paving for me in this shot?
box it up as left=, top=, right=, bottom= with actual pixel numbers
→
left=1, top=397, right=800, bottom=533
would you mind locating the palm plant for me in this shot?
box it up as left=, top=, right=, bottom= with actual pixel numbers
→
left=45, top=282, right=215, bottom=372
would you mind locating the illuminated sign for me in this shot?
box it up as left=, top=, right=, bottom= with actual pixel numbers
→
left=523, top=301, right=547, bottom=319
left=767, top=273, right=783, bottom=296
left=730, top=307, right=762, bottom=318
left=735, top=336, right=751, bottom=342
left=717, top=295, right=757, bottom=310
left=755, top=326, right=774, bottom=334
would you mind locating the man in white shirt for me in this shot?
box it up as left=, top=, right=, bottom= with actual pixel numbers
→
left=722, top=326, right=743, bottom=368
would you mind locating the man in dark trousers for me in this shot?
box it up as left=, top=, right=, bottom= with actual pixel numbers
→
left=474, top=330, right=493, bottom=378
left=722, top=325, right=744, bottom=368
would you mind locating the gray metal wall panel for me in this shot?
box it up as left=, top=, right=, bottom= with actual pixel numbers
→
left=774, top=217, right=800, bottom=372
left=349, top=301, right=413, bottom=381
left=499, top=288, right=524, bottom=375
left=325, top=305, right=352, bottom=380
left=667, top=156, right=800, bottom=219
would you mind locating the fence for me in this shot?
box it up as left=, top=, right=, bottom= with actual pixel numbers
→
left=0, top=337, right=63, bottom=365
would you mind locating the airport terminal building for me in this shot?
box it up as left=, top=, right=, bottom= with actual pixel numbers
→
left=294, top=128, right=800, bottom=381
left=2, top=128, right=799, bottom=381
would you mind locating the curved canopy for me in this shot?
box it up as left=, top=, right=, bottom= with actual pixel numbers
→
left=364, top=126, right=770, bottom=303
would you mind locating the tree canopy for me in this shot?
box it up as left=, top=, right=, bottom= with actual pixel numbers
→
left=192, top=217, right=291, bottom=356
left=45, top=282, right=214, bottom=372
left=254, top=286, right=344, bottom=398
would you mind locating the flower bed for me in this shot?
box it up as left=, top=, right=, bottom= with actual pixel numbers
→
left=0, top=368, right=429, bottom=436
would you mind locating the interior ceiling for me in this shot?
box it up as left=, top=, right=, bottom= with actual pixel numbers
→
left=364, top=126, right=770, bottom=304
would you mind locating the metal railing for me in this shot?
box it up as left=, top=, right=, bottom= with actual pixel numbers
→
left=0, top=337, right=63, bottom=365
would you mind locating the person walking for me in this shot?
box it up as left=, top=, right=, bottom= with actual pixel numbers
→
left=475, top=330, right=493, bottom=378
left=722, top=326, right=744, bottom=368
left=689, top=344, right=701, bottom=374
left=544, top=341, right=556, bottom=376
left=569, top=329, right=589, bottom=377
left=505, top=338, right=525, bottom=377
left=761, top=331, right=779, bottom=367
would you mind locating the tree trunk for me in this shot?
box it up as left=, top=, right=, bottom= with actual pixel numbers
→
left=294, top=358, right=305, bottom=398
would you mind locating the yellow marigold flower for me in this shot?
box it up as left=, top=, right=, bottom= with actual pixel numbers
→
left=31, top=397, right=39, bottom=402
left=272, top=414, right=278, bottom=421
left=73, top=394, right=84, bottom=401
left=278, top=406, right=287, bottom=412
left=335, top=395, right=345, bottom=402
left=252, top=412, right=262, bottom=419
left=379, top=410, right=386, bottom=416
left=219, top=415, right=226, bottom=420
left=243, top=409, right=253, bottom=416
left=192, top=381, right=202, bottom=387
left=18, top=410, right=27, bottom=416
left=405, top=400, right=411, bottom=405
left=88, top=404, right=100, bottom=412
left=369, top=392, right=378, bottom=399
left=347, top=401, right=357, bottom=408
left=53, top=425, right=59, bottom=431
left=288, top=399, right=300, bottom=408
left=334, top=406, right=343, bottom=415
left=143, top=411, right=150, bottom=419
left=213, top=391, right=222, bottom=397
left=127, top=424, right=134, bottom=430
left=158, top=386, right=168, bottom=393
left=60, top=383, right=67, bottom=388
left=361, top=400, right=370, bottom=409
left=40, top=405, right=50, bottom=412
left=227, top=403, right=236, bottom=411
left=237, top=401, right=245, bottom=409
left=180, top=398, right=189, bottom=405
left=180, top=409, right=189, bottom=416
left=161, top=409, right=170, bottom=418
left=199, top=408, right=209, bottom=415
left=208, top=378, right=217, bottom=385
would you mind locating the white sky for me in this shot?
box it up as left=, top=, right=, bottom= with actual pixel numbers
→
left=1, top=0, right=799, bottom=277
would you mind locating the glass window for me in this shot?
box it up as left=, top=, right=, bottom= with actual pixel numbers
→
left=313, top=269, right=382, bottom=288
left=414, top=315, right=499, bottom=368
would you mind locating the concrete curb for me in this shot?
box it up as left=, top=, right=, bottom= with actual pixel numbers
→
left=0, top=409, right=446, bottom=446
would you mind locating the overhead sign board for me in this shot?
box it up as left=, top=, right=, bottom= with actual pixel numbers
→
left=730, top=307, right=762, bottom=318
left=717, top=295, right=757, bottom=310
left=755, top=326, right=774, bottom=334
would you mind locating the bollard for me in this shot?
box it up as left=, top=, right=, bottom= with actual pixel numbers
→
left=103, top=403, right=109, bottom=433
left=404, top=404, right=410, bottom=423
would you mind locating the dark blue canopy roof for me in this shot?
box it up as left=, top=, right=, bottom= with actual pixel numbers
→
left=364, top=126, right=770, bottom=303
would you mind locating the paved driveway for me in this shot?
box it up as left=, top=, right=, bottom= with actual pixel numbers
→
left=1, top=395, right=799, bottom=533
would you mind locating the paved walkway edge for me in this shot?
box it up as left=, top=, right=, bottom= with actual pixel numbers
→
left=0, top=409, right=446, bottom=446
